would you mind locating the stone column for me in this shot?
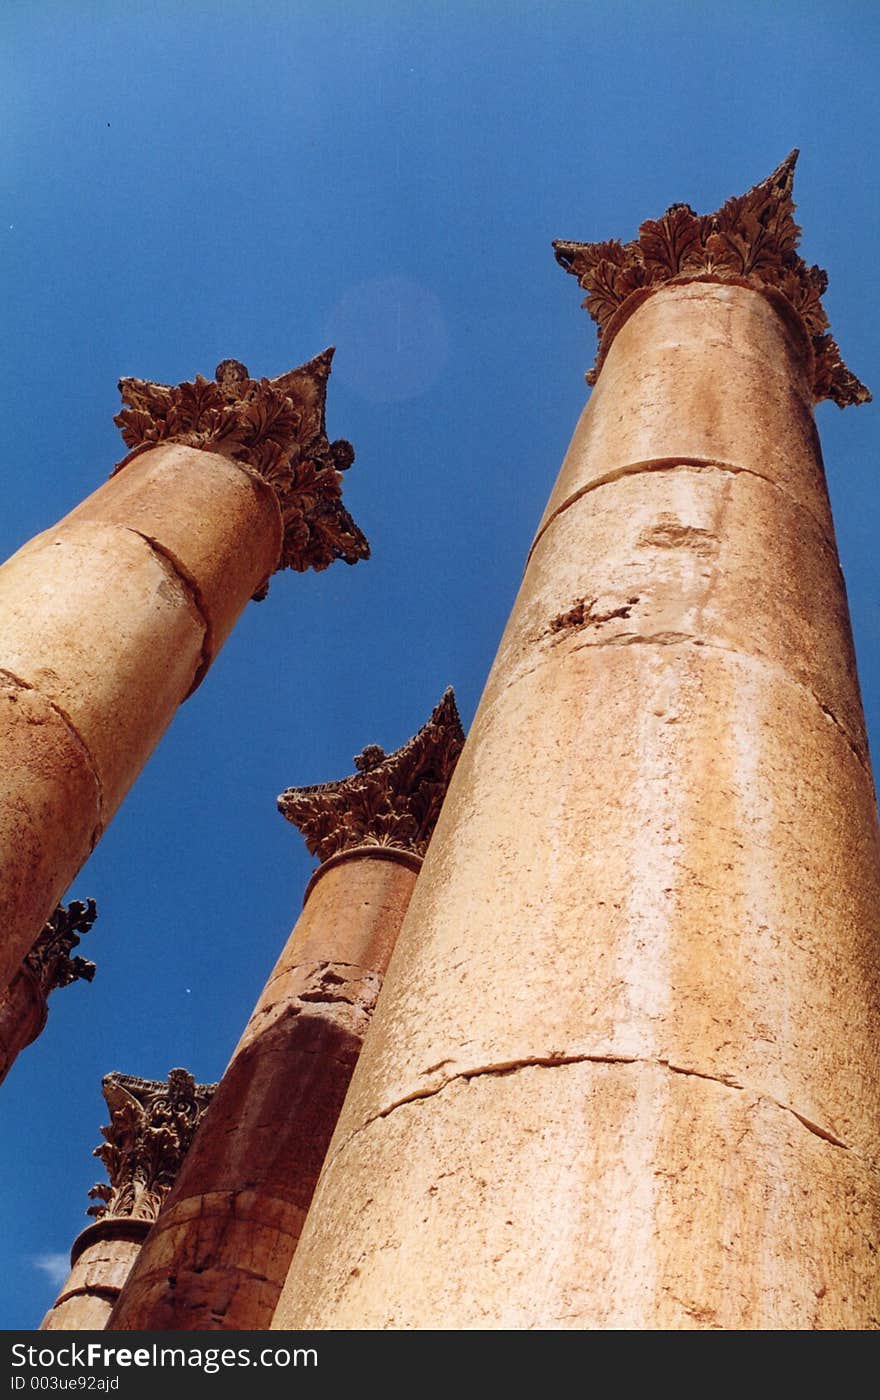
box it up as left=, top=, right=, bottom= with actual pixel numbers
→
left=41, top=1069, right=215, bottom=1330
left=108, top=690, right=464, bottom=1331
left=0, top=899, right=97, bottom=1086
left=0, top=354, right=367, bottom=995
left=273, top=155, right=880, bottom=1330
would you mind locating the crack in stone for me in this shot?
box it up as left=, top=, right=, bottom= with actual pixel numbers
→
left=567, top=628, right=694, bottom=651
left=125, top=529, right=213, bottom=695
left=662, top=1058, right=745, bottom=1090
left=54, top=1284, right=120, bottom=1306
left=547, top=596, right=640, bottom=636
left=526, top=456, right=834, bottom=566
left=173, top=1261, right=275, bottom=1287
left=296, top=988, right=374, bottom=1008
left=0, top=665, right=105, bottom=845
left=324, top=1052, right=862, bottom=1179
left=815, top=701, right=872, bottom=785
left=664, top=1293, right=725, bottom=1327
left=511, top=629, right=872, bottom=782
left=787, top=1109, right=850, bottom=1149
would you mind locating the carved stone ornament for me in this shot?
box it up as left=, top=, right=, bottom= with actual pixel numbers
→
left=87, top=1069, right=216, bottom=1224
left=113, top=350, right=370, bottom=586
left=24, top=899, right=97, bottom=999
left=278, top=687, right=465, bottom=864
left=554, top=150, right=870, bottom=409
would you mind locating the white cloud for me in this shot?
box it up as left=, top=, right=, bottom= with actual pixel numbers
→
left=31, top=1253, right=69, bottom=1288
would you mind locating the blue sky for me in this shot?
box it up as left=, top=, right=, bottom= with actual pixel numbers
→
left=1, top=1, right=878, bottom=1329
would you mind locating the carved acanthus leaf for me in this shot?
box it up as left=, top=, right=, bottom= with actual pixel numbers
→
left=113, top=351, right=369, bottom=589
left=278, top=687, right=466, bottom=864
left=554, top=151, right=870, bottom=408
left=86, top=1069, right=216, bottom=1223
left=24, top=899, right=97, bottom=998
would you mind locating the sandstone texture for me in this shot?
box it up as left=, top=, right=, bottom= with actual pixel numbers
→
left=0, top=352, right=362, bottom=998
left=282, top=1062, right=879, bottom=1330
left=0, top=683, right=99, bottom=993
left=40, top=1222, right=150, bottom=1331
left=0, top=969, right=43, bottom=1084
left=40, top=1070, right=214, bottom=1331
left=109, top=854, right=418, bottom=1330
left=65, top=443, right=282, bottom=672
left=0, top=521, right=206, bottom=816
left=535, top=283, right=832, bottom=538
left=273, top=281, right=880, bottom=1330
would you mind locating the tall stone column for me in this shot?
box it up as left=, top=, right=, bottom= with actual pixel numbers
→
left=0, top=354, right=367, bottom=995
left=0, top=899, right=97, bottom=1085
left=108, top=690, right=464, bottom=1331
left=273, top=155, right=880, bottom=1330
left=41, top=1069, right=215, bottom=1330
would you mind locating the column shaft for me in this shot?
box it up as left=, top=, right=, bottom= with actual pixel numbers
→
left=40, top=1222, right=150, bottom=1331
left=0, top=900, right=96, bottom=1086
left=0, top=350, right=367, bottom=998
left=0, top=969, right=44, bottom=1085
left=272, top=284, right=880, bottom=1329
left=109, top=852, right=418, bottom=1330
left=39, top=1069, right=215, bottom=1330
left=0, top=443, right=280, bottom=993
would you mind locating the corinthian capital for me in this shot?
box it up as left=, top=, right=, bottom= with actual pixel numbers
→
left=24, top=899, right=97, bottom=999
left=113, top=350, right=369, bottom=578
left=86, top=1069, right=216, bottom=1224
left=554, top=151, right=870, bottom=409
left=278, top=687, right=465, bottom=864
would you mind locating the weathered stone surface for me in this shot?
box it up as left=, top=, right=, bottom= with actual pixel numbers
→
left=40, top=1071, right=214, bottom=1330
left=40, top=1224, right=150, bottom=1331
left=507, top=462, right=867, bottom=762
left=0, top=683, right=100, bottom=994
left=0, top=899, right=97, bottom=1085
left=554, top=150, right=869, bottom=408
left=109, top=854, right=419, bottom=1331
left=0, top=971, right=44, bottom=1085
left=24, top=899, right=97, bottom=997
left=535, top=284, right=834, bottom=539
left=86, top=1070, right=217, bottom=1223
left=277, top=1062, right=880, bottom=1330
left=0, top=350, right=361, bottom=992
left=110, top=693, right=465, bottom=1331
left=278, top=687, right=464, bottom=862
left=324, top=642, right=880, bottom=1162
left=108, top=1194, right=291, bottom=1330
left=272, top=168, right=880, bottom=1329
left=235, top=861, right=411, bottom=1053
left=113, top=353, right=368, bottom=582
left=66, top=443, right=283, bottom=668
left=0, top=522, right=205, bottom=820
